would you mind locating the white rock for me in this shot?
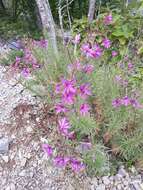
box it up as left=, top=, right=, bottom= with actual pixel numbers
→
left=19, top=170, right=26, bottom=176
left=2, top=155, right=9, bottom=163
left=118, top=168, right=127, bottom=177
left=9, top=183, right=16, bottom=190
left=26, top=126, right=33, bottom=133
left=117, top=184, right=122, bottom=190
left=132, top=183, right=141, bottom=190
left=21, top=158, right=27, bottom=167
left=114, top=174, right=122, bottom=181
left=91, top=177, right=98, bottom=186
left=0, top=137, right=9, bottom=153
left=102, top=176, right=110, bottom=185
left=96, top=184, right=105, bottom=190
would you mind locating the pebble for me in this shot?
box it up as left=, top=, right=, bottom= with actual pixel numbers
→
left=118, top=168, right=127, bottom=177
left=0, top=137, right=9, bottom=154
left=96, top=184, right=106, bottom=190
left=132, top=183, right=141, bottom=190
left=2, top=155, right=9, bottom=163
left=21, top=158, right=27, bottom=167
left=19, top=170, right=26, bottom=177
left=102, top=176, right=110, bottom=185
left=9, top=183, right=16, bottom=190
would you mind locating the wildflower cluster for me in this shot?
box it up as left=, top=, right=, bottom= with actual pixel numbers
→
left=112, top=96, right=142, bottom=109
left=13, top=39, right=48, bottom=76
left=23, top=12, right=143, bottom=174
left=42, top=143, right=85, bottom=173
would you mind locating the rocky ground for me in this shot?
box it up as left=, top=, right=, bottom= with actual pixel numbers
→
left=0, top=47, right=143, bottom=189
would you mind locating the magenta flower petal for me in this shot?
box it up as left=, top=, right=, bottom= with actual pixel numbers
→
left=80, top=103, right=90, bottom=116
left=80, top=84, right=91, bottom=99
left=102, top=38, right=111, bottom=49
left=121, top=96, right=131, bottom=106
left=58, top=117, right=71, bottom=136
left=70, top=159, right=86, bottom=173
left=54, top=156, right=70, bottom=168
left=104, top=14, right=113, bottom=25
left=21, top=68, right=30, bottom=77
left=112, top=51, right=118, bottom=57
left=42, top=144, right=53, bottom=156
left=112, top=98, right=122, bottom=108
left=55, top=103, right=67, bottom=114
left=83, top=64, right=94, bottom=74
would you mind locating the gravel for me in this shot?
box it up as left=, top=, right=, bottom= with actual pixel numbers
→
left=0, top=60, right=143, bottom=189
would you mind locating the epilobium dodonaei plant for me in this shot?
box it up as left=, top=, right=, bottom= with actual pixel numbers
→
left=18, top=12, right=143, bottom=175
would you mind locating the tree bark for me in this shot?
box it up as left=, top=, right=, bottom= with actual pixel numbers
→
left=0, top=0, right=5, bottom=10
left=35, top=0, right=58, bottom=54
left=88, top=0, right=96, bottom=23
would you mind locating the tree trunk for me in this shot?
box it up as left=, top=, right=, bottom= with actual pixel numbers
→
left=0, top=0, right=5, bottom=10
left=35, top=0, right=58, bottom=54
left=88, top=0, right=96, bottom=23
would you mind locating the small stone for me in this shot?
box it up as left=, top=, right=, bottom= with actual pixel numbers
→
left=10, top=183, right=16, bottom=190
left=19, top=170, right=26, bottom=176
left=0, top=137, right=9, bottom=153
left=2, top=155, right=9, bottom=163
left=68, top=184, right=75, bottom=190
left=26, top=126, right=33, bottom=132
left=118, top=168, right=127, bottom=177
left=123, top=180, right=129, bottom=186
left=132, top=183, right=141, bottom=190
left=102, top=176, right=110, bottom=185
left=117, top=184, right=122, bottom=190
left=96, top=184, right=105, bottom=190
left=90, top=185, right=95, bottom=190
left=109, top=176, right=114, bottom=181
left=21, top=158, right=27, bottom=167
left=114, top=174, right=122, bottom=181
left=5, top=186, right=11, bottom=190
left=91, top=177, right=98, bottom=186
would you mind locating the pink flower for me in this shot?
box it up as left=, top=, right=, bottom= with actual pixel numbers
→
left=21, top=68, right=30, bottom=77
left=92, top=44, right=102, bottom=58
left=35, top=39, right=48, bottom=48
left=128, top=62, right=134, bottom=70
left=114, top=75, right=122, bottom=83
left=112, top=51, right=118, bottom=57
left=73, top=34, right=81, bottom=44
left=102, top=38, right=111, bottom=49
left=39, top=39, right=48, bottom=48
left=83, top=64, right=94, bottom=74
left=68, top=60, right=82, bottom=72
left=70, top=159, right=86, bottom=173
left=112, top=98, right=122, bottom=108
left=58, top=117, right=71, bottom=136
left=62, top=79, right=76, bottom=94
left=55, top=103, right=67, bottom=114
left=130, top=99, right=140, bottom=108
left=54, top=156, right=70, bottom=168
left=80, top=103, right=90, bottom=116
left=14, top=56, right=21, bottom=68
left=104, top=14, right=113, bottom=25
left=55, top=83, right=61, bottom=94
left=42, top=144, right=53, bottom=156
left=79, top=84, right=91, bottom=99
left=62, top=92, right=75, bottom=105
left=121, top=96, right=130, bottom=106
left=81, top=44, right=102, bottom=58
left=81, top=43, right=90, bottom=54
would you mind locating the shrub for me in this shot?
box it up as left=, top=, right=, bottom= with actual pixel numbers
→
left=13, top=11, right=143, bottom=176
